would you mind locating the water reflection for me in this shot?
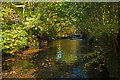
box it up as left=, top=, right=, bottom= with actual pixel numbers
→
left=61, top=68, right=87, bottom=78
left=3, top=40, right=91, bottom=78
left=57, top=51, right=62, bottom=61
left=57, top=40, right=62, bottom=62
left=55, top=40, right=90, bottom=64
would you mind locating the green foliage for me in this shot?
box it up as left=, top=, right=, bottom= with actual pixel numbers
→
left=80, top=49, right=105, bottom=73
left=2, top=28, right=28, bottom=54
left=1, top=2, right=120, bottom=78
left=2, top=2, right=119, bottom=55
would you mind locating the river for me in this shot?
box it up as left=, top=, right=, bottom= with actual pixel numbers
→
left=2, top=39, right=110, bottom=78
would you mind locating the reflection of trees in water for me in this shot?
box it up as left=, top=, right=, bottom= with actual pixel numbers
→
left=59, top=40, right=90, bottom=64
left=32, top=46, right=62, bottom=78
left=3, top=40, right=91, bottom=78
left=33, top=40, right=87, bottom=78
left=59, top=40, right=77, bottom=64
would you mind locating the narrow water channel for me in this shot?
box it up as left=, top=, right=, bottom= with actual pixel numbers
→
left=2, top=39, right=99, bottom=78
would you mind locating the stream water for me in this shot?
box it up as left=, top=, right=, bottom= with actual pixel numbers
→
left=2, top=39, right=110, bottom=79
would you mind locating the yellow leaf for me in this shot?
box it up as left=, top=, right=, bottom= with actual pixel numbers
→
left=97, top=51, right=100, bottom=54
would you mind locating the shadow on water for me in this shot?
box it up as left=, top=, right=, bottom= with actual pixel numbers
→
left=2, top=40, right=111, bottom=79
left=25, top=40, right=92, bottom=78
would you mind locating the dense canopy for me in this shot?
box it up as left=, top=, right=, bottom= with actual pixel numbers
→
left=1, top=2, right=120, bottom=78
left=2, top=2, right=120, bottom=56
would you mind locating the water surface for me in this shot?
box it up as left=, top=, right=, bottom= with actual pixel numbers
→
left=2, top=39, right=93, bottom=78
